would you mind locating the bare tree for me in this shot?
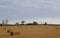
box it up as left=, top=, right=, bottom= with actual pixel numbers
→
left=5, top=19, right=8, bottom=25
left=2, top=20, right=4, bottom=25
left=16, top=22, right=19, bottom=25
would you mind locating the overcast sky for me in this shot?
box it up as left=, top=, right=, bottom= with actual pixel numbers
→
left=0, top=0, right=60, bottom=24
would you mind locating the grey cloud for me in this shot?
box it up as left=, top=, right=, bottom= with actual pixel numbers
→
left=0, top=0, right=60, bottom=20
left=0, top=0, right=60, bottom=8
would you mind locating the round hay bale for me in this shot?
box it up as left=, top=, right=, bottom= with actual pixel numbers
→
left=10, top=32, right=14, bottom=36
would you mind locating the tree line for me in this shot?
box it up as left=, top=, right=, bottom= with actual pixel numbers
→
left=0, top=19, right=47, bottom=26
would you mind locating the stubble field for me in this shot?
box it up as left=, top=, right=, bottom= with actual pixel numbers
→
left=0, top=25, right=60, bottom=38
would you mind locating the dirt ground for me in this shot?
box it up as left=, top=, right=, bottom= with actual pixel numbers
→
left=0, top=25, right=60, bottom=38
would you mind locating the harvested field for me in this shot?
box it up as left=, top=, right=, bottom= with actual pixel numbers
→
left=0, top=25, right=60, bottom=38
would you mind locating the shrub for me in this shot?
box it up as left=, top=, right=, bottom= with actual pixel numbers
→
left=26, top=23, right=34, bottom=25
left=0, top=24, right=2, bottom=26
left=16, top=22, right=19, bottom=25
left=33, top=21, right=38, bottom=25
left=44, top=22, right=47, bottom=25
left=21, top=21, right=25, bottom=25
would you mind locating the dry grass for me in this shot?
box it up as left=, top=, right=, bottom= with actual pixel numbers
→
left=0, top=25, right=60, bottom=38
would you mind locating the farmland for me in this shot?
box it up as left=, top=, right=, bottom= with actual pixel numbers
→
left=0, top=25, right=60, bottom=38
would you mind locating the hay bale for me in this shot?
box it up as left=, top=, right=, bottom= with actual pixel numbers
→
left=10, top=32, right=14, bottom=36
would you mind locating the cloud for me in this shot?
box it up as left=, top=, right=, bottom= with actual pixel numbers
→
left=0, top=0, right=60, bottom=24
left=0, top=0, right=60, bottom=8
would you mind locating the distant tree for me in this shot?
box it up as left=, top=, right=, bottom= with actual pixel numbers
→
left=21, top=21, right=25, bottom=25
left=2, top=20, right=4, bottom=25
left=44, top=22, right=47, bottom=25
left=33, top=21, right=38, bottom=25
left=2, top=19, right=8, bottom=25
left=26, top=23, right=33, bottom=25
left=16, top=22, right=19, bottom=25
left=0, top=24, right=2, bottom=26
left=5, top=19, right=8, bottom=25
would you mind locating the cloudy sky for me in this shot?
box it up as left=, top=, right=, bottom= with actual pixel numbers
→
left=0, top=0, right=60, bottom=24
